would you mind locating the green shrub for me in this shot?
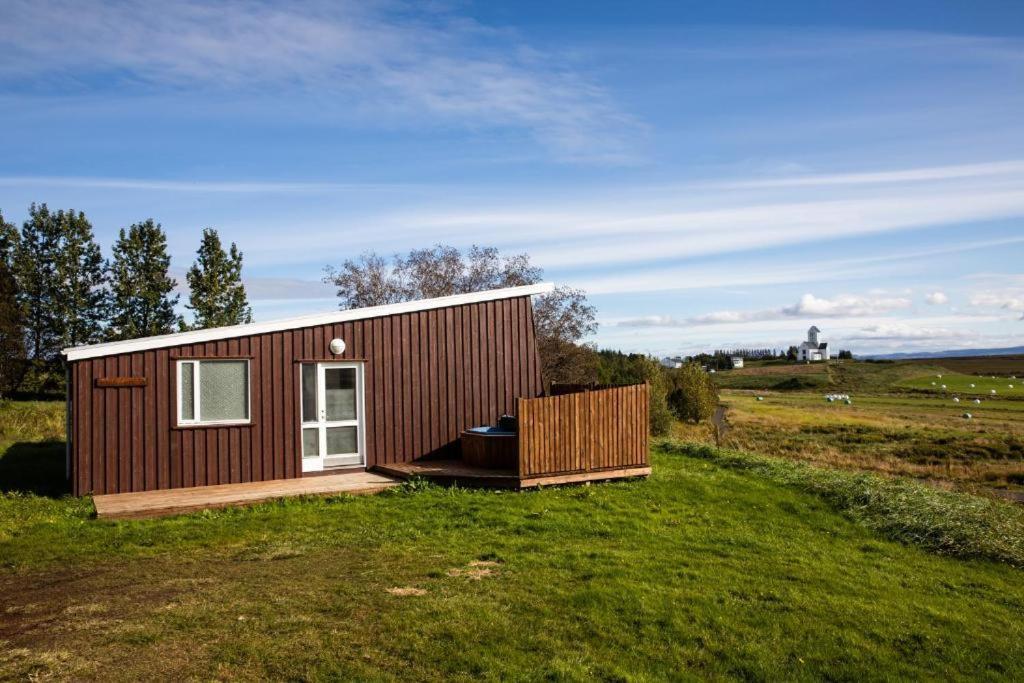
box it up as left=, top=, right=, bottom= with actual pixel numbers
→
left=666, top=362, right=718, bottom=423
left=647, top=379, right=674, bottom=436
left=14, top=360, right=65, bottom=398
left=593, top=350, right=674, bottom=436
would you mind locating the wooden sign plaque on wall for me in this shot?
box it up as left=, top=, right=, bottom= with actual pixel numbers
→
left=95, top=376, right=148, bottom=388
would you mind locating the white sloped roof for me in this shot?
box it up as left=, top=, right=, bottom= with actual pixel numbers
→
left=63, top=282, right=554, bottom=361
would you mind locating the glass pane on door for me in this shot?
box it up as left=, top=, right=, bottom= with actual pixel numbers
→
left=302, top=428, right=319, bottom=458
left=301, top=363, right=317, bottom=423
left=326, top=426, right=358, bottom=455
left=324, top=367, right=356, bottom=421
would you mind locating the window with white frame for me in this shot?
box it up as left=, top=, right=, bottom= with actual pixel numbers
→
left=177, top=360, right=250, bottom=425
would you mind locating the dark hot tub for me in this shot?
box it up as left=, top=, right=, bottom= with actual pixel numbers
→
left=461, top=426, right=518, bottom=470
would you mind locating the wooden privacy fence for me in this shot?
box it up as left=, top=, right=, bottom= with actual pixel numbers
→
left=516, top=383, right=649, bottom=477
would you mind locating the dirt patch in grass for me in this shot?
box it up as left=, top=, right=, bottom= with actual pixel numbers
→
left=447, top=559, right=502, bottom=579
left=0, top=550, right=386, bottom=680
left=0, top=564, right=188, bottom=648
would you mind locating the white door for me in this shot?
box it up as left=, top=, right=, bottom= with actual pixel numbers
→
left=301, top=362, right=365, bottom=472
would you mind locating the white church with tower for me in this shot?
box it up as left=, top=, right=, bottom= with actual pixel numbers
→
left=798, top=326, right=830, bottom=362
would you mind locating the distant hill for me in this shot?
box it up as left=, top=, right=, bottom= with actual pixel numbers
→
left=865, top=346, right=1024, bottom=360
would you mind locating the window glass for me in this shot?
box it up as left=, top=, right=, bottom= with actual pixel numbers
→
left=326, top=426, right=357, bottom=454
left=180, top=362, right=195, bottom=421
left=324, top=367, right=356, bottom=421
left=302, top=428, right=319, bottom=458
left=198, top=360, right=249, bottom=422
left=301, top=363, right=317, bottom=423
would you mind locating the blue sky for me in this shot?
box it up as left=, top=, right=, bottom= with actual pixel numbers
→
left=1, top=0, right=1022, bottom=356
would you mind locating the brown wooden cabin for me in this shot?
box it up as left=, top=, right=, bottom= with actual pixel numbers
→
left=63, top=283, right=650, bottom=497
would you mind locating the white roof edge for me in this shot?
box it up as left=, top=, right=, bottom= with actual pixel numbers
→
left=63, top=282, right=555, bottom=362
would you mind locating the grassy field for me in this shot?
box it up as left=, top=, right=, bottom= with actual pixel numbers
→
left=907, top=354, right=1024, bottom=376
left=897, top=370, right=1024, bottom=396
left=1, top=402, right=1023, bottom=680
left=698, top=360, right=1024, bottom=492
left=712, top=362, right=831, bottom=391
left=714, top=357, right=1024, bottom=396
left=0, top=400, right=67, bottom=497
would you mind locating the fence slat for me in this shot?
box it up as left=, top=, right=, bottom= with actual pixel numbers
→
left=515, top=384, right=649, bottom=476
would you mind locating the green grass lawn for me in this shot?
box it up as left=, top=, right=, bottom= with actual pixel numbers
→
left=2, top=402, right=1023, bottom=680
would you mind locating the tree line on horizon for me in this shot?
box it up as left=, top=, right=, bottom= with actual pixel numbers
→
left=685, top=346, right=855, bottom=370
left=0, top=204, right=252, bottom=395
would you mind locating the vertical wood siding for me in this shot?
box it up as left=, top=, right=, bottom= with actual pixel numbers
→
left=70, top=295, right=543, bottom=495
left=516, top=384, right=650, bottom=477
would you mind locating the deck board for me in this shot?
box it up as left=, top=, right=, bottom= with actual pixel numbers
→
left=375, top=459, right=650, bottom=489
left=93, top=470, right=402, bottom=520
left=375, top=459, right=520, bottom=488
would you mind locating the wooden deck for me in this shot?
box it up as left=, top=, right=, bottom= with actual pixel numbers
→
left=92, top=470, right=402, bottom=520
left=375, top=459, right=651, bottom=489
left=375, top=460, right=521, bottom=488
left=520, top=466, right=651, bottom=488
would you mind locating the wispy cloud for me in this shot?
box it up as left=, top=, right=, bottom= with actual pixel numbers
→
left=614, top=315, right=686, bottom=328
left=577, top=258, right=895, bottom=297
left=386, top=167, right=1024, bottom=270
left=6, top=160, right=1022, bottom=299
left=962, top=274, right=1024, bottom=320
left=0, top=176, right=409, bottom=193
left=925, top=291, right=949, bottom=305
left=847, top=323, right=971, bottom=341
left=7, top=162, right=1024, bottom=279
left=618, top=292, right=912, bottom=328
left=718, top=160, right=1024, bottom=189
left=573, top=236, right=1024, bottom=297
left=187, top=173, right=1024, bottom=274
left=0, top=0, right=640, bottom=162
left=781, top=293, right=912, bottom=318
left=970, top=290, right=1024, bottom=319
